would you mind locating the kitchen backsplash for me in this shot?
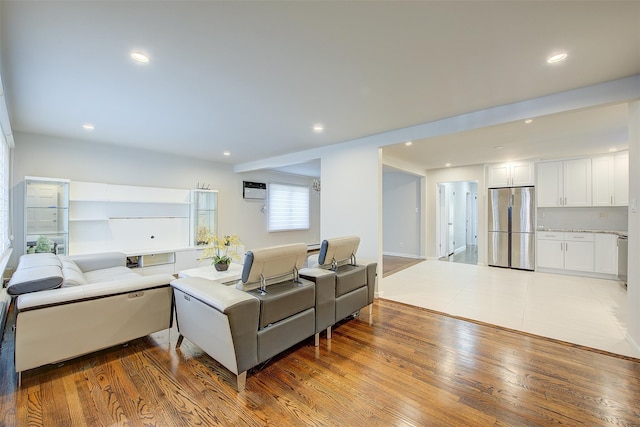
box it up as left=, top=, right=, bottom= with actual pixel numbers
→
left=537, top=207, right=628, bottom=231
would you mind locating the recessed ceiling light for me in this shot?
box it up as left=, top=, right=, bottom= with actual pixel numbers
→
left=130, top=51, right=150, bottom=63
left=608, top=147, right=618, bottom=152
left=312, top=124, right=324, bottom=133
left=493, top=145, right=504, bottom=149
left=405, top=141, right=413, bottom=146
left=524, top=119, right=533, bottom=124
left=82, top=123, right=95, bottom=131
left=546, top=52, right=567, bottom=64
left=445, top=163, right=451, bottom=167
left=223, top=151, right=231, bottom=156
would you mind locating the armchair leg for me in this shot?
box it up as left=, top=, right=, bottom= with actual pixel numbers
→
left=176, top=334, right=184, bottom=349
left=326, top=326, right=332, bottom=340
left=236, top=371, right=247, bottom=391
left=314, top=332, right=320, bottom=347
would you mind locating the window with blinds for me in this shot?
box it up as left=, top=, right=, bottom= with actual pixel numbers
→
left=0, top=133, right=9, bottom=252
left=268, top=183, right=310, bottom=232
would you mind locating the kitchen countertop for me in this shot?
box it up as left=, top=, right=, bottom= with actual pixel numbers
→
left=537, top=228, right=628, bottom=237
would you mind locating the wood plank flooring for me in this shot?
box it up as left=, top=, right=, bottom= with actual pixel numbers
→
left=1, top=299, right=639, bottom=426
left=382, top=255, right=424, bottom=277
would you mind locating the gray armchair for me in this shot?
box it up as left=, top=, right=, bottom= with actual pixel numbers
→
left=172, top=243, right=318, bottom=391
left=301, top=236, right=377, bottom=340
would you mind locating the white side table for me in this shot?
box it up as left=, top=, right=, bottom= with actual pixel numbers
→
left=177, top=262, right=243, bottom=284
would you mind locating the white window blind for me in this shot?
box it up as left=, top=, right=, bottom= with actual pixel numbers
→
left=268, top=183, right=310, bottom=232
left=0, top=133, right=8, bottom=251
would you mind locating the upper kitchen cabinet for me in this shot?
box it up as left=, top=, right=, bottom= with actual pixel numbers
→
left=591, top=156, right=614, bottom=207
left=487, top=161, right=534, bottom=188
left=537, top=158, right=591, bottom=207
left=591, top=151, right=628, bottom=207
left=613, top=151, right=629, bottom=206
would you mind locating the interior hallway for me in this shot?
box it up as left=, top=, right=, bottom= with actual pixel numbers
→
left=380, top=260, right=638, bottom=359
left=439, top=245, right=478, bottom=265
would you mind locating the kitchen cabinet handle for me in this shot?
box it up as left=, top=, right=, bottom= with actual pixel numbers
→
left=611, top=195, right=613, bottom=205
left=560, top=242, right=563, bottom=251
left=564, top=196, right=567, bottom=205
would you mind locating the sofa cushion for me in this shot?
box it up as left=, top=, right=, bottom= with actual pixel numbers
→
left=61, top=260, right=89, bottom=287
left=16, top=253, right=62, bottom=269
left=7, top=265, right=63, bottom=295
left=335, top=265, right=367, bottom=297
left=248, top=279, right=315, bottom=329
left=84, top=266, right=140, bottom=284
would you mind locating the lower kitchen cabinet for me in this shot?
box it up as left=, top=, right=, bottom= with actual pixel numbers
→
left=594, top=233, right=618, bottom=275
left=563, top=237, right=594, bottom=272
left=537, top=234, right=564, bottom=270
left=537, top=231, right=621, bottom=278
left=536, top=232, right=594, bottom=272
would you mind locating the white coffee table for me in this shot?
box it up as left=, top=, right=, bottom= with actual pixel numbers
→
left=178, top=262, right=243, bottom=284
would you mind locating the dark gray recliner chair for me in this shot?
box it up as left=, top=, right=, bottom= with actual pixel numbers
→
left=301, top=236, right=377, bottom=340
left=172, top=243, right=320, bottom=391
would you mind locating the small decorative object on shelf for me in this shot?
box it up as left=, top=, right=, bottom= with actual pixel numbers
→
left=35, top=236, right=52, bottom=253
left=201, top=233, right=242, bottom=271
left=196, top=226, right=210, bottom=246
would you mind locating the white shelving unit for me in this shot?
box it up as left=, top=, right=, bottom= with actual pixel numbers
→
left=68, top=181, right=190, bottom=255
left=25, top=176, right=70, bottom=255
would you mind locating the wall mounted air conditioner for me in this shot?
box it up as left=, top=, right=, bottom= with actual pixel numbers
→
left=243, top=181, right=266, bottom=200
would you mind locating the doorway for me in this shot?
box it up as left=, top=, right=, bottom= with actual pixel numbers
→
left=437, top=181, right=478, bottom=265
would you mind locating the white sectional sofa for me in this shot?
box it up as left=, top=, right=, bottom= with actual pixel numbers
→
left=7, top=252, right=174, bottom=384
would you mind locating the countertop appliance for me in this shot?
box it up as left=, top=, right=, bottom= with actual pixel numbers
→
left=618, top=235, right=627, bottom=286
left=488, top=186, right=535, bottom=270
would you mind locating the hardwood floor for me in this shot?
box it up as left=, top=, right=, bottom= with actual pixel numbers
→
left=1, top=299, right=639, bottom=426
left=382, top=255, right=424, bottom=277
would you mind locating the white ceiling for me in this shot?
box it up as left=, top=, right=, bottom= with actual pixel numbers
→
left=1, top=1, right=639, bottom=171
left=383, top=102, right=631, bottom=171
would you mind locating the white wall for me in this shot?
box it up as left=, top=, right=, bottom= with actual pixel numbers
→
left=627, top=101, right=640, bottom=351
left=320, top=144, right=380, bottom=262
left=10, top=132, right=320, bottom=267
left=382, top=169, right=421, bottom=258
left=426, top=165, right=486, bottom=263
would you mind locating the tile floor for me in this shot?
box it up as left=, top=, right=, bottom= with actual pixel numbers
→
left=380, top=260, right=639, bottom=358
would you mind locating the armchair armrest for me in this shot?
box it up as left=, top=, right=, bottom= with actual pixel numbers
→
left=171, top=277, right=260, bottom=375
left=16, top=273, right=174, bottom=311
left=300, top=267, right=336, bottom=333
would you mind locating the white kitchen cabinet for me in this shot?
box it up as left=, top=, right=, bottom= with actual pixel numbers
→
left=614, top=151, right=629, bottom=206
left=537, top=159, right=591, bottom=207
left=594, top=233, right=618, bottom=275
left=563, top=233, right=594, bottom=272
left=591, top=156, right=614, bottom=206
left=536, top=231, right=594, bottom=272
left=536, top=232, right=564, bottom=269
left=592, top=152, right=628, bottom=207
left=537, top=162, right=563, bottom=207
left=563, top=159, right=591, bottom=207
left=488, top=162, right=534, bottom=188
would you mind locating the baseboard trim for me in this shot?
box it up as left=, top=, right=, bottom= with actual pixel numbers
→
left=382, top=251, right=421, bottom=259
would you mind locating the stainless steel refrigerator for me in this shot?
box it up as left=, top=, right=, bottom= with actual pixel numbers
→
left=488, top=186, right=535, bottom=270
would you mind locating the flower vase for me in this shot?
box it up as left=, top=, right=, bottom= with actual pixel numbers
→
left=214, top=262, right=229, bottom=272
